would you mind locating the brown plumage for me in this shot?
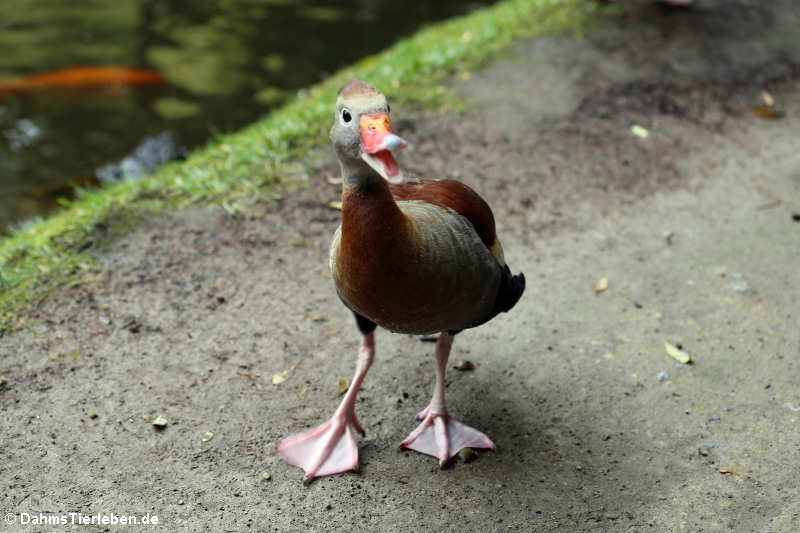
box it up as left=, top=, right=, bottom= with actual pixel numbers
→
left=388, top=179, right=496, bottom=248
left=332, top=177, right=505, bottom=334
left=337, top=79, right=381, bottom=98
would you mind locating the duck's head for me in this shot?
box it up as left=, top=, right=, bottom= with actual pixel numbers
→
left=330, top=80, right=407, bottom=184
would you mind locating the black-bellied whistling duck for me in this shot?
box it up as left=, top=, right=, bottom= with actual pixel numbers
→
left=277, top=80, right=525, bottom=483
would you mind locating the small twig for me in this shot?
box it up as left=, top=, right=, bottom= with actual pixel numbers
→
left=239, top=370, right=264, bottom=390
left=718, top=468, right=756, bottom=479
left=755, top=185, right=782, bottom=210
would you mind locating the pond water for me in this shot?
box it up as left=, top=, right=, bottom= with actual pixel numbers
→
left=0, top=0, right=492, bottom=232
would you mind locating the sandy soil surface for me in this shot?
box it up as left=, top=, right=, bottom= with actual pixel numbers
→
left=2, top=1, right=800, bottom=532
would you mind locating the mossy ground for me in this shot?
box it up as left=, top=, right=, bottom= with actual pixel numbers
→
left=0, top=0, right=607, bottom=333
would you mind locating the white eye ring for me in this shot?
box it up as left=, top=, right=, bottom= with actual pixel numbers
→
left=341, top=108, right=352, bottom=124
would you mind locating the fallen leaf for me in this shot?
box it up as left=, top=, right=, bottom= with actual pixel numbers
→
left=202, top=430, right=214, bottom=443
left=761, top=89, right=774, bottom=107
left=89, top=413, right=98, bottom=420
left=272, top=362, right=300, bottom=385
left=594, top=278, right=609, bottom=294
left=457, top=447, right=477, bottom=462
left=311, top=315, right=328, bottom=322
left=631, top=124, right=649, bottom=139
left=152, top=415, right=168, bottom=428
left=337, top=377, right=350, bottom=396
left=327, top=201, right=343, bottom=210
left=664, top=341, right=692, bottom=364
left=453, top=361, right=475, bottom=371
left=750, top=104, right=784, bottom=120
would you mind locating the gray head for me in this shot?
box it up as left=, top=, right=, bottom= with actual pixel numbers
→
left=330, top=80, right=407, bottom=185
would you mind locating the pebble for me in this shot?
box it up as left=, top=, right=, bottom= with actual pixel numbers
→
left=727, top=279, right=751, bottom=292
left=656, top=371, right=670, bottom=382
left=698, top=444, right=715, bottom=456
left=726, top=272, right=751, bottom=292
left=708, top=415, right=721, bottom=422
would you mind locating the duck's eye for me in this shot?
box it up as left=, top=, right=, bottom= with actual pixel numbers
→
left=341, top=108, right=352, bottom=123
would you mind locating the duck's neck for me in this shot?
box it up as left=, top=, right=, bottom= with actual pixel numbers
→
left=339, top=159, right=382, bottom=188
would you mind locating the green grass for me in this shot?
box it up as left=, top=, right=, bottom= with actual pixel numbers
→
left=0, top=0, right=607, bottom=333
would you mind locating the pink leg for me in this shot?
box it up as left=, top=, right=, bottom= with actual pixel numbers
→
left=400, top=333, right=495, bottom=465
left=277, top=332, right=374, bottom=483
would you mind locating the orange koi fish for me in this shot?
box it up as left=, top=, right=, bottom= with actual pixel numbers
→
left=0, top=66, right=166, bottom=100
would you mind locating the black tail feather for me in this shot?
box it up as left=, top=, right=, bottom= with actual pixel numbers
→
left=460, top=264, right=525, bottom=333
left=494, top=265, right=525, bottom=315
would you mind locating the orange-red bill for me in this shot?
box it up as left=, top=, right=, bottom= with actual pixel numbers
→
left=359, top=112, right=407, bottom=183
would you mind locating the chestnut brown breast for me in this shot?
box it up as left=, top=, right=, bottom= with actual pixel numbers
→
left=331, top=179, right=502, bottom=335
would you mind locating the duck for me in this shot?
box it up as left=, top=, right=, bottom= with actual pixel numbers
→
left=277, top=80, right=525, bottom=483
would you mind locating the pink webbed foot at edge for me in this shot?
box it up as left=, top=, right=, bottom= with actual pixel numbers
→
left=400, top=409, right=495, bottom=466
left=277, top=332, right=375, bottom=483
left=400, top=333, right=495, bottom=466
left=276, top=414, right=362, bottom=483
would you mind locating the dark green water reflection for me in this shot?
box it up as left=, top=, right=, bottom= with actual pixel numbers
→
left=0, top=0, right=491, bottom=231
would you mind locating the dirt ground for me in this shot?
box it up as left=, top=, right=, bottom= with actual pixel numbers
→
left=2, top=1, right=800, bottom=532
